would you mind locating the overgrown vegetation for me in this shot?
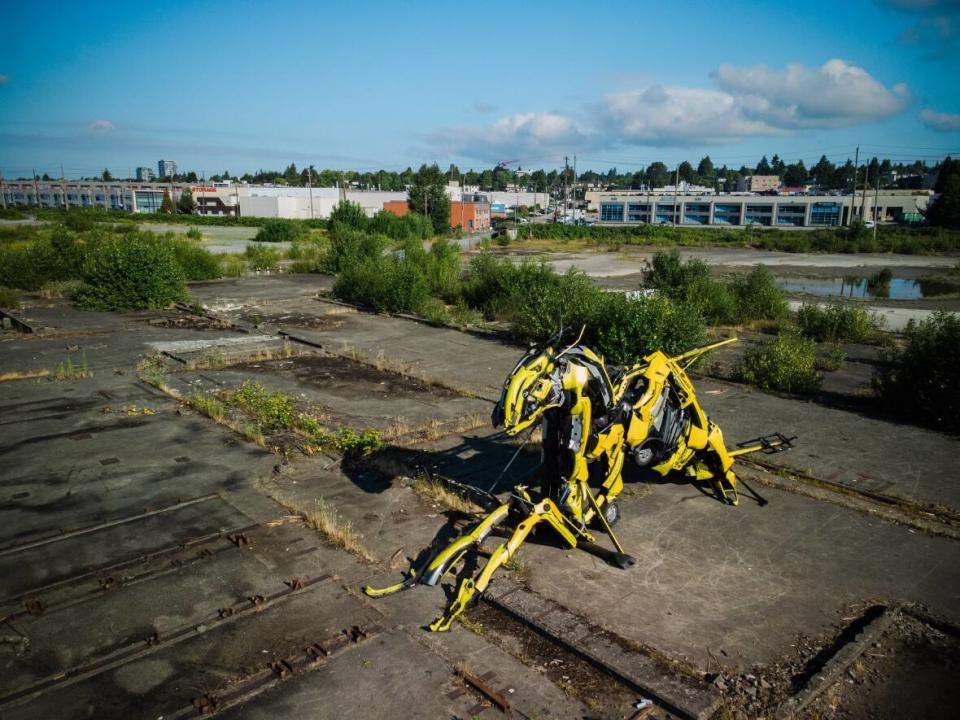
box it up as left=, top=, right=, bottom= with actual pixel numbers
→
left=0, top=287, right=18, bottom=308
left=0, top=223, right=225, bottom=307
left=517, top=222, right=960, bottom=254
left=74, top=233, right=187, bottom=310
left=254, top=218, right=308, bottom=243
left=328, top=230, right=706, bottom=361
left=641, top=250, right=788, bottom=325
left=795, top=302, right=885, bottom=343
left=244, top=242, right=281, bottom=270
left=329, top=200, right=433, bottom=241
left=874, top=312, right=960, bottom=434
left=736, top=331, right=821, bottom=393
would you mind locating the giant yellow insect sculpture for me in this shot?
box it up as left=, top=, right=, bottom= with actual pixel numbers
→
left=365, top=329, right=793, bottom=631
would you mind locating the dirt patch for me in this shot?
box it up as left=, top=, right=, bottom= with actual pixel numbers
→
left=242, top=312, right=344, bottom=330
left=142, top=312, right=235, bottom=331
left=464, top=603, right=641, bottom=718
left=799, top=612, right=960, bottom=720
left=237, top=353, right=461, bottom=399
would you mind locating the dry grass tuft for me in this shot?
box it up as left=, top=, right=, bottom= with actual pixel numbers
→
left=411, top=472, right=482, bottom=514
left=306, top=497, right=377, bottom=563
left=0, top=368, right=51, bottom=382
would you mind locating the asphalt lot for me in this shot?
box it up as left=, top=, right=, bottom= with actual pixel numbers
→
left=1, top=274, right=958, bottom=719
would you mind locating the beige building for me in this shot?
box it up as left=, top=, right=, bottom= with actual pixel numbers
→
left=736, top=175, right=781, bottom=192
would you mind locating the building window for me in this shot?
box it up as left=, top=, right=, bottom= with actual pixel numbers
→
left=810, top=202, right=840, bottom=226
left=713, top=203, right=741, bottom=225
left=655, top=204, right=678, bottom=223
left=744, top=204, right=773, bottom=226
left=776, top=204, right=806, bottom=226
left=683, top=203, right=710, bottom=225
left=134, top=191, right=163, bottom=212
left=627, top=203, right=650, bottom=222
left=600, top=203, right=625, bottom=222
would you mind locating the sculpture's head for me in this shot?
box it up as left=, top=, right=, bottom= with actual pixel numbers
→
left=493, top=326, right=593, bottom=437
left=492, top=346, right=563, bottom=435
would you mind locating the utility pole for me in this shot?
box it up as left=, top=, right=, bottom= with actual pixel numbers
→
left=873, top=170, right=880, bottom=244
left=61, top=163, right=68, bottom=209
left=849, top=146, right=859, bottom=226
left=32, top=169, right=39, bottom=207
left=861, top=162, right=870, bottom=222
left=307, top=166, right=314, bottom=220
left=573, top=154, right=577, bottom=222
left=563, top=156, right=569, bottom=223
left=673, top=165, right=680, bottom=225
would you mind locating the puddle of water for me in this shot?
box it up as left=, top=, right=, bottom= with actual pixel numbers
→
left=778, top=276, right=928, bottom=300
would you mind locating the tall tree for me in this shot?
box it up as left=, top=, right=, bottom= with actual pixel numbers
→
left=771, top=154, right=786, bottom=176
left=755, top=155, right=772, bottom=174
left=160, top=189, right=175, bottom=214
left=696, top=156, right=714, bottom=180
left=102, top=169, right=112, bottom=181
left=927, top=158, right=960, bottom=228
left=407, top=163, right=450, bottom=233
left=677, top=161, right=696, bottom=184
left=783, top=161, right=808, bottom=187
left=446, top=164, right=461, bottom=182
left=645, top=162, right=670, bottom=188
left=177, top=188, right=196, bottom=214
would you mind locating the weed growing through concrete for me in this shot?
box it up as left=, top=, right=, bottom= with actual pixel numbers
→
left=136, top=354, right=170, bottom=390
left=53, top=352, right=91, bottom=381
left=307, top=497, right=376, bottom=563
left=189, top=391, right=226, bottom=422
left=411, top=471, right=482, bottom=514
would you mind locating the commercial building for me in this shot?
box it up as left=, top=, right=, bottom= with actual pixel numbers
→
left=380, top=197, right=491, bottom=232
left=596, top=190, right=931, bottom=228
left=157, top=160, right=177, bottom=178
left=736, top=175, right=780, bottom=193
left=135, top=167, right=155, bottom=182
left=449, top=199, right=491, bottom=232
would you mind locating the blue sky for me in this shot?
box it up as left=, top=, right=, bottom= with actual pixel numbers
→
left=1, top=0, right=959, bottom=179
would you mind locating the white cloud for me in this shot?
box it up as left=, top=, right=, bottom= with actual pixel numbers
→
left=430, top=60, right=908, bottom=161
left=919, top=108, right=960, bottom=130
left=712, top=59, right=909, bottom=128
left=596, top=85, right=782, bottom=145
left=429, top=111, right=587, bottom=161
left=88, top=119, right=115, bottom=134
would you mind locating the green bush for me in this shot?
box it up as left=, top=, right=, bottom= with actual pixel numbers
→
left=737, top=331, right=821, bottom=393
left=170, top=236, right=221, bottom=280
left=732, top=265, right=789, bottom=323
left=0, top=226, right=90, bottom=290
left=328, top=200, right=369, bottom=231
left=231, top=381, right=295, bottom=428
left=642, top=250, right=738, bottom=325
left=334, top=254, right=431, bottom=313
left=219, top=255, right=247, bottom=278
left=642, top=251, right=785, bottom=325
left=186, top=226, right=202, bottom=240
left=796, top=301, right=884, bottom=343
left=368, top=209, right=433, bottom=241
left=63, top=211, right=96, bottom=232
left=74, top=233, right=187, bottom=310
left=254, top=218, right=307, bottom=243
left=591, top=293, right=706, bottom=362
left=288, top=239, right=328, bottom=273
left=873, top=312, right=960, bottom=434
left=244, top=242, right=281, bottom=270
left=323, top=226, right=387, bottom=273
left=0, top=287, right=18, bottom=308
left=460, top=253, right=704, bottom=361
left=517, top=222, right=960, bottom=254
